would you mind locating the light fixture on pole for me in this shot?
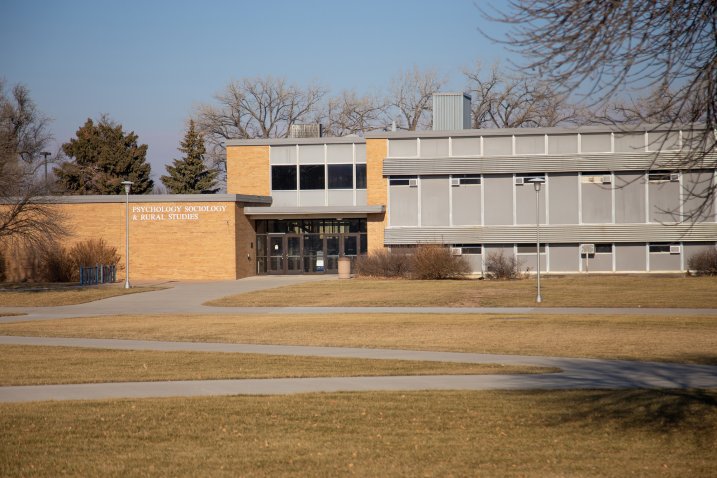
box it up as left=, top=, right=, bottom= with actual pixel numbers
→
left=40, top=151, right=51, bottom=189
left=121, top=181, right=133, bottom=289
left=530, top=177, right=545, bottom=303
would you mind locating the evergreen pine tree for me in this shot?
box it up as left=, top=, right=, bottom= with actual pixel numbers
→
left=160, top=120, right=218, bottom=194
left=55, top=116, right=153, bottom=194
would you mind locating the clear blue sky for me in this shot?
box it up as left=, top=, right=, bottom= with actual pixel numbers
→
left=1, top=0, right=514, bottom=180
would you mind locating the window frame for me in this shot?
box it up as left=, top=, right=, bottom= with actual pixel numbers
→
left=299, top=164, right=326, bottom=190
left=452, top=244, right=482, bottom=255
left=271, top=165, right=297, bottom=191
left=355, top=164, right=367, bottom=189
left=327, top=164, right=353, bottom=190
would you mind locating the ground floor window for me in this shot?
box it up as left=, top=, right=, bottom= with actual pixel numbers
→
left=255, top=219, right=367, bottom=274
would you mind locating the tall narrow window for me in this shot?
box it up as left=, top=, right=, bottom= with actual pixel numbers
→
left=355, top=164, right=367, bottom=189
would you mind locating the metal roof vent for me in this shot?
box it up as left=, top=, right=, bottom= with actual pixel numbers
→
left=289, top=123, right=323, bottom=138
left=432, top=92, right=471, bottom=131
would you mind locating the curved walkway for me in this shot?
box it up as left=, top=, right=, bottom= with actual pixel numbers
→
left=1, top=276, right=716, bottom=322
left=2, top=336, right=717, bottom=403
left=2, top=277, right=716, bottom=402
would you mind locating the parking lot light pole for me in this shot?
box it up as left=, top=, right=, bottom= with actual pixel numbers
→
left=531, top=178, right=545, bottom=303
left=121, top=181, right=133, bottom=289
left=40, top=151, right=51, bottom=190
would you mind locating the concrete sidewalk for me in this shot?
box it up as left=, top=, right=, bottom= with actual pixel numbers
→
left=0, top=275, right=334, bottom=322
left=2, top=335, right=717, bottom=402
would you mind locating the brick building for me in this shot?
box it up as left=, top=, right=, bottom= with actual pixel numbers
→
left=3, top=95, right=716, bottom=281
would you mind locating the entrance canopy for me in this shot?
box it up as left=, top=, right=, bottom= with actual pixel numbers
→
left=244, top=205, right=384, bottom=219
left=245, top=206, right=384, bottom=275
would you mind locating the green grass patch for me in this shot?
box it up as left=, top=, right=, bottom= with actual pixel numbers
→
left=1, top=313, right=715, bottom=364
left=206, top=275, right=717, bottom=308
left=1, top=390, right=715, bottom=477
left=0, top=345, right=553, bottom=385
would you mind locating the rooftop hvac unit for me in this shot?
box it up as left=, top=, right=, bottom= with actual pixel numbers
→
left=450, top=247, right=463, bottom=256
left=514, top=177, right=525, bottom=185
left=451, top=178, right=461, bottom=186
left=602, top=175, right=612, bottom=184
left=670, top=173, right=680, bottom=182
left=580, top=243, right=595, bottom=254
left=289, top=123, right=322, bottom=138
left=432, top=92, right=472, bottom=131
left=669, top=245, right=682, bottom=254
left=408, top=178, right=418, bottom=187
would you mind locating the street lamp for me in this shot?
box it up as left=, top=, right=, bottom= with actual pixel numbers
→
left=40, top=151, right=51, bottom=190
left=530, top=178, right=545, bottom=303
left=121, top=181, right=133, bottom=289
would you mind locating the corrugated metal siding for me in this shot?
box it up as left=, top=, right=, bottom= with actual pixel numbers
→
left=432, top=94, right=471, bottom=131
left=383, top=151, right=717, bottom=175
left=384, top=223, right=717, bottom=244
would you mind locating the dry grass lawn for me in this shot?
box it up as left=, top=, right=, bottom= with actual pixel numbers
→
left=1, top=312, right=715, bottom=364
left=206, top=275, right=717, bottom=308
left=0, top=345, right=551, bottom=385
left=0, top=285, right=163, bottom=307
left=1, top=390, right=715, bottom=477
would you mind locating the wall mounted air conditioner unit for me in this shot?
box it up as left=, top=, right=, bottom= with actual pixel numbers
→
left=601, top=175, right=612, bottom=184
left=451, top=178, right=461, bottom=186
left=408, top=178, right=418, bottom=187
left=670, top=173, right=680, bottom=182
left=669, top=245, right=681, bottom=254
left=514, top=177, right=525, bottom=185
left=450, top=247, right=463, bottom=256
left=580, top=243, right=595, bottom=254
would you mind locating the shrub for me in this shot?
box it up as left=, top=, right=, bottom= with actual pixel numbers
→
left=687, top=248, right=717, bottom=276
left=411, top=244, right=470, bottom=280
left=354, top=248, right=412, bottom=278
left=69, top=238, right=120, bottom=270
left=40, top=238, right=120, bottom=282
left=355, top=245, right=470, bottom=280
left=42, top=245, right=75, bottom=282
left=484, top=251, right=526, bottom=280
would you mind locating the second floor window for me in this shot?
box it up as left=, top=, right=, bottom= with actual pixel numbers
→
left=300, top=165, right=325, bottom=190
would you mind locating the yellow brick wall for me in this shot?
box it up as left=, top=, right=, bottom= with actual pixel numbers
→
left=1, top=201, right=243, bottom=281
left=124, top=201, right=238, bottom=280
left=235, top=205, right=257, bottom=278
left=226, top=145, right=270, bottom=195
left=366, top=138, right=388, bottom=252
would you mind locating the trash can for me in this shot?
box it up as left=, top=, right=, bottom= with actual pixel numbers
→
left=338, top=256, right=351, bottom=279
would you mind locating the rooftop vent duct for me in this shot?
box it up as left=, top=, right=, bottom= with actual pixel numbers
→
left=432, top=92, right=471, bottom=131
left=289, top=123, right=323, bottom=138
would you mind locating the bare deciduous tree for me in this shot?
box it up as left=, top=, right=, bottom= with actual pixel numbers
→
left=485, top=0, right=717, bottom=219
left=464, top=62, right=586, bottom=128
left=195, top=76, right=326, bottom=178
left=0, top=80, right=65, bottom=250
left=386, top=66, right=446, bottom=131
left=319, top=90, right=385, bottom=137
left=600, top=85, right=703, bottom=126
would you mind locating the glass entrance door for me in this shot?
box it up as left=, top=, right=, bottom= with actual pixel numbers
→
left=256, top=219, right=368, bottom=275
left=268, top=235, right=284, bottom=274
left=268, top=235, right=302, bottom=274
left=286, top=235, right=302, bottom=274
left=325, top=235, right=340, bottom=273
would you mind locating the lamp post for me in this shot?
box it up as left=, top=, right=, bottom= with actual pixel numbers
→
left=40, top=151, right=51, bottom=189
left=121, top=181, right=133, bottom=289
left=530, top=178, right=545, bottom=303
